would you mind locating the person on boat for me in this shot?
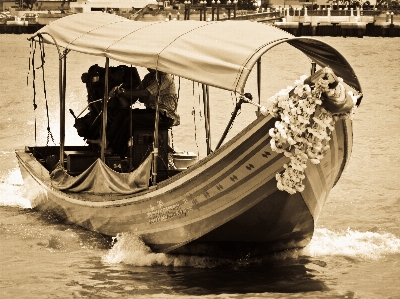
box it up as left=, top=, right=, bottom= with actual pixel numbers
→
left=80, top=65, right=140, bottom=143
left=106, top=68, right=180, bottom=157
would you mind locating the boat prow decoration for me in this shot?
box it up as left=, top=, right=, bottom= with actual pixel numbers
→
left=16, top=12, right=362, bottom=258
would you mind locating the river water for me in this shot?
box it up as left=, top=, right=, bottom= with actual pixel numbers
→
left=0, top=33, right=399, bottom=299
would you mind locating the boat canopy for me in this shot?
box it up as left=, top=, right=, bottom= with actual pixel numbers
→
left=31, top=12, right=362, bottom=93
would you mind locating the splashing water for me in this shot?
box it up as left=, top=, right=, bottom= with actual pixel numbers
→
left=304, top=228, right=400, bottom=260
left=102, top=233, right=168, bottom=266
left=102, top=233, right=237, bottom=268
left=103, top=228, right=400, bottom=269
left=0, top=168, right=31, bottom=209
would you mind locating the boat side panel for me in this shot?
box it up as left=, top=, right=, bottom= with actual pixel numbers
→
left=167, top=191, right=314, bottom=258
left=301, top=118, right=351, bottom=222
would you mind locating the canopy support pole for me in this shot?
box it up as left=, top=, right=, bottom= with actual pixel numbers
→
left=215, top=97, right=244, bottom=151
left=257, top=59, right=261, bottom=115
left=202, top=84, right=211, bottom=155
left=311, top=61, right=316, bottom=75
left=152, top=71, right=161, bottom=184
left=101, top=58, right=109, bottom=162
left=59, top=52, right=67, bottom=165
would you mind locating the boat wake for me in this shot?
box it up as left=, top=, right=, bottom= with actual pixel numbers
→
left=102, top=232, right=235, bottom=268
left=102, top=228, right=400, bottom=268
left=304, top=227, right=400, bottom=260
left=0, top=167, right=31, bottom=208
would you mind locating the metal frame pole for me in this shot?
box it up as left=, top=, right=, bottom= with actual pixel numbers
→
left=152, top=71, right=161, bottom=184
left=101, top=58, right=109, bottom=162
left=59, top=54, right=67, bottom=165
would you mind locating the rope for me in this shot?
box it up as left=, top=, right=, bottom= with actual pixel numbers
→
left=30, top=40, right=37, bottom=143
left=38, top=37, right=47, bottom=99
left=29, top=37, right=55, bottom=146
left=38, top=37, right=55, bottom=146
left=36, top=37, right=55, bottom=146
left=169, top=128, right=174, bottom=152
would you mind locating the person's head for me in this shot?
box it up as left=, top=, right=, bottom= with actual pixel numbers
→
left=147, top=68, right=165, bottom=76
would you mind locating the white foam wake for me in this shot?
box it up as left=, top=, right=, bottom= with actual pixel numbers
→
left=0, top=168, right=31, bottom=208
left=102, top=233, right=232, bottom=268
left=304, top=227, right=400, bottom=259
left=103, top=228, right=400, bottom=268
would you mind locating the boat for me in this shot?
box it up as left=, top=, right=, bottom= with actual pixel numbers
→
left=0, top=12, right=12, bottom=24
left=5, top=16, right=28, bottom=26
left=16, top=12, right=362, bottom=258
left=69, top=0, right=159, bottom=15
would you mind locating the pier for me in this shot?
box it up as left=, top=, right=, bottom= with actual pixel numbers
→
left=182, top=2, right=400, bottom=37
left=271, top=8, right=400, bottom=37
left=0, top=23, right=42, bottom=34
left=1, top=4, right=399, bottom=37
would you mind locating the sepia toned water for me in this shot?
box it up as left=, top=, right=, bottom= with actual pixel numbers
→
left=1, top=33, right=400, bottom=299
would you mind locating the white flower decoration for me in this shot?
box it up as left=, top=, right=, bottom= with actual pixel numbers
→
left=265, top=73, right=357, bottom=194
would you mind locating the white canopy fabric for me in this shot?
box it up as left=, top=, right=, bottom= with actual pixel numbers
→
left=32, top=12, right=361, bottom=93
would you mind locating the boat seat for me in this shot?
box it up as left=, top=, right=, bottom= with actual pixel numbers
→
left=130, top=127, right=169, bottom=170
left=64, top=151, right=121, bottom=174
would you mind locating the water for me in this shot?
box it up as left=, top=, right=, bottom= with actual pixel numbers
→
left=1, top=34, right=400, bottom=298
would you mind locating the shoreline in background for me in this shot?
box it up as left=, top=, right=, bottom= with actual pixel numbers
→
left=1, top=10, right=400, bottom=37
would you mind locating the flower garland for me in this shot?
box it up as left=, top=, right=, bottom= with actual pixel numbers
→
left=265, top=74, right=358, bottom=194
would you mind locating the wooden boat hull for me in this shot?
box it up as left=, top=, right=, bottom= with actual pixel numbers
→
left=16, top=114, right=352, bottom=258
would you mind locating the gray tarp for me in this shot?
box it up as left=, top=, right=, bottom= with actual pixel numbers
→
left=50, top=155, right=152, bottom=194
